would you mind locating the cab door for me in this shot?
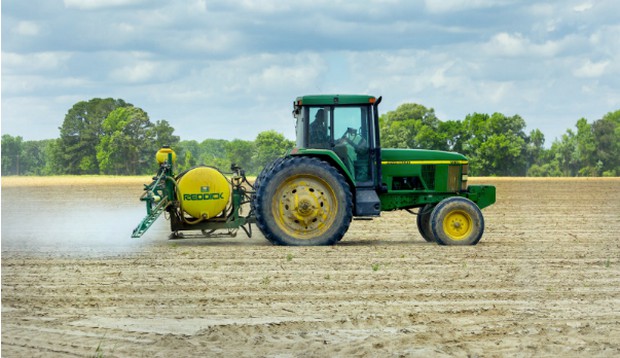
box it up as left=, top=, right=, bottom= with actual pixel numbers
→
left=331, top=105, right=374, bottom=185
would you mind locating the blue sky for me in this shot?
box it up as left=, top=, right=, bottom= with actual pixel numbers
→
left=2, top=0, right=619, bottom=146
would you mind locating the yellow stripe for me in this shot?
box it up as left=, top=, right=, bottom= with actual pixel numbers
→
left=381, top=160, right=468, bottom=165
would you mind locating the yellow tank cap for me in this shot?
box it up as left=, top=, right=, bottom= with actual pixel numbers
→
left=156, top=146, right=177, bottom=164
left=178, top=167, right=231, bottom=219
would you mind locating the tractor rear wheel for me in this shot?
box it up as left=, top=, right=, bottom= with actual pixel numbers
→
left=416, top=204, right=436, bottom=242
left=254, top=156, right=353, bottom=246
left=430, top=197, right=484, bottom=246
left=253, top=157, right=285, bottom=192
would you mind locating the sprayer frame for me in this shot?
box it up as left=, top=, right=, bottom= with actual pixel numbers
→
left=132, top=154, right=256, bottom=239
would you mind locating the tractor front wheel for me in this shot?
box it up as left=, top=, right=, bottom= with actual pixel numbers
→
left=253, top=156, right=353, bottom=246
left=430, top=197, right=484, bottom=246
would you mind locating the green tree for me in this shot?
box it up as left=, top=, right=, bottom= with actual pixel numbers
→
left=151, top=120, right=180, bottom=149
left=461, top=113, right=528, bottom=176
left=20, top=140, right=55, bottom=175
left=200, top=139, right=232, bottom=170
left=175, top=140, right=200, bottom=172
left=527, top=161, right=562, bottom=177
left=180, top=150, right=196, bottom=172
left=58, top=98, right=130, bottom=174
left=379, top=103, right=445, bottom=149
left=1, top=134, right=23, bottom=175
left=525, top=129, right=545, bottom=173
left=96, top=106, right=155, bottom=175
left=438, top=120, right=464, bottom=152
left=526, top=129, right=563, bottom=177
left=574, top=118, right=598, bottom=176
left=44, top=139, right=65, bottom=175
left=226, top=139, right=256, bottom=174
left=550, top=130, right=579, bottom=176
left=592, top=110, right=620, bottom=176
left=547, top=115, right=618, bottom=177
left=254, top=130, right=294, bottom=171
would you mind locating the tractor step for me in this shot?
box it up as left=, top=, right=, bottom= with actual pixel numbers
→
left=354, top=188, right=381, bottom=216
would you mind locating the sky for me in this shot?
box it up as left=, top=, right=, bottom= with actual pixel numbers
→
left=2, top=0, right=619, bottom=146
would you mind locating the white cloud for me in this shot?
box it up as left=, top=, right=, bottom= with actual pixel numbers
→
left=573, top=2, right=593, bottom=12
left=528, top=3, right=555, bottom=16
left=114, top=22, right=136, bottom=33
left=239, top=0, right=292, bottom=14
left=2, top=75, right=91, bottom=96
left=180, top=32, right=243, bottom=55
left=63, top=0, right=145, bottom=10
left=110, top=62, right=156, bottom=83
left=2, top=52, right=72, bottom=74
left=189, top=0, right=207, bottom=13
left=109, top=60, right=180, bottom=84
left=484, top=32, right=561, bottom=57
left=14, top=21, right=40, bottom=36
left=429, top=67, right=448, bottom=89
left=248, top=55, right=326, bottom=92
left=488, top=32, right=527, bottom=56
left=573, top=59, right=610, bottom=78
left=424, top=0, right=513, bottom=13
left=588, top=25, right=620, bottom=53
left=484, top=81, right=515, bottom=104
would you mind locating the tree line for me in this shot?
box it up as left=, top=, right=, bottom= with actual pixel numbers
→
left=2, top=98, right=619, bottom=177
left=1, top=98, right=294, bottom=177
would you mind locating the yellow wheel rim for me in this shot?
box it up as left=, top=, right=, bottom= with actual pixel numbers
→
left=442, top=210, right=473, bottom=241
left=271, top=174, right=337, bottom=239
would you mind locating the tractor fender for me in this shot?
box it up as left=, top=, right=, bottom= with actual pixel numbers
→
left=290, top=148, right=355, bottom=186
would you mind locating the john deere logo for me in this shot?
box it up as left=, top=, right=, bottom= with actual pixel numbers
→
left=200, top=186, right=210, bottom=192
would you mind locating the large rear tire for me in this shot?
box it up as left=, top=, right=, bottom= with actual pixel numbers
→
left=254, top=156, right=353, bottom=246
left=253, top=157, right=286, bottom=192
left=430, top=197, right=484, bottom=246
left=416, top=204, right=436, bottom=242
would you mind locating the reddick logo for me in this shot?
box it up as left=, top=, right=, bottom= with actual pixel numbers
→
left=184, top=193, right=224, bottom=201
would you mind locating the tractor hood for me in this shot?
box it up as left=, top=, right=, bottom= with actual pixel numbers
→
left=381, top=148, right=468, bottom=165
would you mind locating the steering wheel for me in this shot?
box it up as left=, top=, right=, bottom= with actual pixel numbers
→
left=339, top=127, right=366, bottom=151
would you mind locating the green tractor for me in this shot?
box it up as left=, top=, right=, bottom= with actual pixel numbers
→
left=132, top=94, right=496, bottom=246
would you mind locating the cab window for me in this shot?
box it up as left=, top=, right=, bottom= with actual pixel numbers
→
left=332, top=106, right=371, bottom=182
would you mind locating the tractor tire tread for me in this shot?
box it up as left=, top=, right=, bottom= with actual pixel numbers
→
left=253, top=156, right=352, bottom=246
left=416, top=204, right=436, bottom=243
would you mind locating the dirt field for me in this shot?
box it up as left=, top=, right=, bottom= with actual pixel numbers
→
left=2, top=177, right=619, bottom=357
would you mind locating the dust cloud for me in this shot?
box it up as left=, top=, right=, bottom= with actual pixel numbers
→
left=1, top=179, right=169, bottom=256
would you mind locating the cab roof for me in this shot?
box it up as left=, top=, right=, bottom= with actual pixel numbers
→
left=295, top=94, right=376, bottom=106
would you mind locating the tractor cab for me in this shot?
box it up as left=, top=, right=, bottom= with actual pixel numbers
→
left=293, top=95, right=382, bottom=186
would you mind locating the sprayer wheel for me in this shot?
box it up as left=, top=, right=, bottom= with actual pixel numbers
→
left=416, top=204, right=436, bottom=242
left=254, top=156, right=353, bottom=246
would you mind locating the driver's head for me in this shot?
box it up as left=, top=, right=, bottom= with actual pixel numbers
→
left=315, top=109, right=325, bottom=124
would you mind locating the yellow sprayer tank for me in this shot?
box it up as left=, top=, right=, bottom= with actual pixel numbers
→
left=156, top=146, right=177, bottom=164
left=177, top=167, right=231, bottom=219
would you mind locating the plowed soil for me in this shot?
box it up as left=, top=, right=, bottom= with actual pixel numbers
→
left=2, top=177, right=619, bottom=357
